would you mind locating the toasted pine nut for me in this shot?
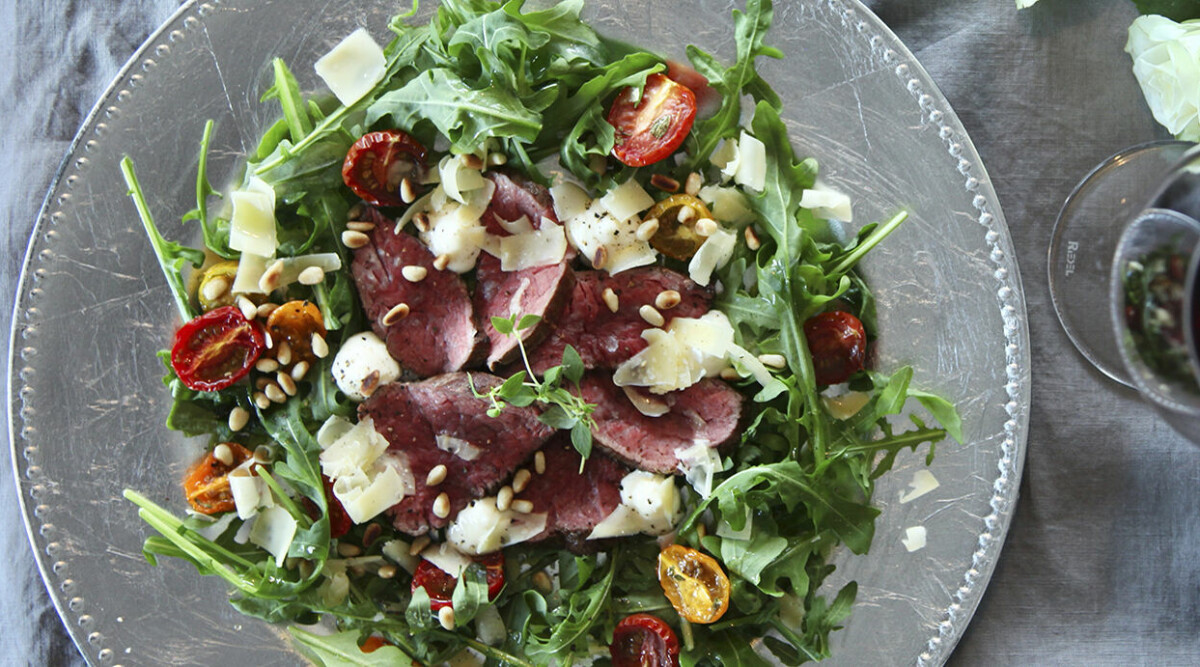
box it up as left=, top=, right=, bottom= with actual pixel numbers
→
left=337, top=543, right=362, bottom=558
left=236, top=295, right=258, bottom=321
left=696, top=522, right=708, bottom=539
left=276, top=341, right=293, bottom=367
left=378, top=564, right=398, bottom=579
left=227, top=407, right=250, bottom=432
left=497, top=486, right=514, bottom=512
left=409, top=536, right=431, bottom=556
left=259, top=260, right=285, bottom=292
left=433, top=493, right=451, bottom=518
left=684, top=172, right=703, bottom=196
left=676, top=206, right=695, bottom=223
left=253, top=391, right=271, bottom=410
left=311, top=333, right=329, bottom=359
left=342, top=230, right=370, bottom=248
left=200, top=276, right=228, bottom=304
left=255, top=357, right=279, bottom=373
left=400, top=178, right=417, bottom=204
left=695, top=217, right=719, bottom=237
left=276, top=371, right=298, bottom=397
left=213, top=443, right=234, bottom=466
left=534, top=451, right=546, bottom=475
left=290, top=360, right=310, bottom=382
left=462, top=154, right=484, bottom=170
left=413, top=211, right=431, bottom=233
left=744, top=226, right=761, bottom=250
left=264, top=383, right=287, bottom=403
left=347, top=204, right=364, bottom=221
left=655, top=290, right=681, bottom=310
left=438, top=606, right=456, bottom=630
left=635, top=217, right=660, bottom=242
left=346, top=220, right=376, bottom=232
left=650, top=173, right=680, bottom=192
left=758, top=353, right=787, bottom=369
left=639, top=304, right=665, bottom=327
left=511, top=499, right=534, bottom=514
left=426, top=464, right=448, bottom=487
left=487, top=152, right=508, bottom=166
left=297, top=266, right=325, bottom=285
left=592, top=246, right=608, bottom=270
left=433, top=254, right=450, bottom=271
left=401, top=265, right=428, bottom=282
left=512, top=469, right=532, bottom=494
left=256, top=302, right=279, bottom=319
left=602, top=287, right=619, bottom=313
left=532, top=571, right=553, bottom=593
left=362, top=523, right=381, bottom=547
left=383, top=303, right=410, bottom=326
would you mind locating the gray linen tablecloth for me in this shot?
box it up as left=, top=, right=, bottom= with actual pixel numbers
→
left=4, top=0, right=1197, bottom=664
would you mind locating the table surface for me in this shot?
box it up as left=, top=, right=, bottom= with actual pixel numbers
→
left=4, top=1, right=1197, bottom=665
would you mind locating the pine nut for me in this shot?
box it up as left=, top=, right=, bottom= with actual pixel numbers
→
left=695, top=217, right=719, bottom=237
left=676, top=206, right=695, bottom=223
left=362, top=523, right=381, bottom=547
left=433, top=493, right=451, bottom=518
left=337, top=543, right=362, bottom=558
left=277, top=371, right=298, bottom=396
left=650, top=173, right=680, bottom=192
left=758, top=353, right=787, bottom=369
left=639, top=304, right=665, bottom=327
left=720, top=367, right=741, bottom=381
left=433, top=254, right=450, bottom=271
left=259, top=260, right=285, bottom=292
left=347, top=204, right=364, bottom=221
left=602, top=287, right=620, bottom=313
left=297, top=266, right=325, bottom=285
left=487, top=152, right=508, bottom=166
left=511, top=499, right=534, bottom=514
left=378, top=564, right=398, bottom=579
left=253, top=391, right=271, bottom=410
left=341, top=230, right=370, bottom=249
left=255, top=357, right=279, bottom=373
left=227, top=407, right=250, bottom=432
left=655, top=290, right=681, bottom=310
left=401, top=265, right=428, bottom=282
left=265, top=383, right=287, bottom=403
left=256, top=377, right=271, bottom=390
left=462, top=154, right=484, bottom=170
left=213, top=443, right=234, bottom=466
left=263, top=332, right=274, bottom=350
left=400, top=178, right=417, bottom=204
left=635, top=217, right=660, bottom=242
left=409, top=536, right=431, bottom=556
left=685, top=172, right=703, bottom=196
left=311, top=333, right=329, bottom=359
left=512, top=469, right=532, bottom=494
left=534, top=451, right=546, bottom=475
left=346, top=220, right=376, bottom=232
left=592, top=246, right=609, bottom=270
left=531, top=571, right=553, bottom=593
left=236, top=295, right=258, bottom=321
left=438, top=606, right=456, bottom=630
left=290, top=361, right=310, bottom=382
left=696, top=522, right=708, bottom=539
left=426, top=464, right=448, bottom=487
left=497, top=486, right=514, bottom=512
left=276, top=341, right=293, bottom=367
left=413, top=211, right=431, bottom=233
left=256, top=302, right=279, bottom=319
left=299, top=560, right=315, bottom=578
left=744, top=226, right=761, bottom=250
left=200, top=276, right=228, bottom=304
left=383, top=303, right=410, bottom=326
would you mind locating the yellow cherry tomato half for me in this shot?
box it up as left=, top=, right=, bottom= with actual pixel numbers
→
left=657, top=544, right=731, bottom=624
left=196, top=260, right=240, bottom=311
left=644, top=194, right=713, bottom=261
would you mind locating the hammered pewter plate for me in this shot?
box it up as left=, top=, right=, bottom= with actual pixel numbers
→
left=9, top=1, right=1029, bottom=664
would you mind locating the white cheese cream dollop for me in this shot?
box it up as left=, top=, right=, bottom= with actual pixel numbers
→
left=332, top=331, right=402, bottom=401
left=587, top=471, right=682, bottom=540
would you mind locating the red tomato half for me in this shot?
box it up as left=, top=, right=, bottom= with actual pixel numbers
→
left=803, top=310, right=868, bottom=386
left=342, top=130, right=428, bottom=206
left=411, top=551, right=505, bottom=611
left=171, top=305, right=266, bottom=391
left=607, top=73, right=697, bottom=167
left=610, top=614, right=680, bottom=667
left=666, top=60, right=720, bottom=117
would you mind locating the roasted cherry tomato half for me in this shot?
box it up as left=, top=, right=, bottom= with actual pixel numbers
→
left=265, top=300, right=326, bottom=366
left=302, top=474, right=352, bottom=539
left=195, top=260, right=239, bottom=312
left=358, top=636, right=392, bottom=653
left=803, top=310, right=868, bottom=386
left=183, top=442, right=254, bottom=514
left=657, top=544, right=731, bottom=624
left=644, top=194, right=714, bottom=260
left=171, top=305, right=266, bottom=391
left=342, top=130, right=428, bottom=206
left=610, top=614, right=680, bottom=667
left=666, top=60, right=719, bottom=117
left=607, top=73, right=697, bottom=168
left=411, top=551, right=505, bottom=611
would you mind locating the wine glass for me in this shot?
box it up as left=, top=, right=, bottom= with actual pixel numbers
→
left=1049, top=140, right=1200, bottom=433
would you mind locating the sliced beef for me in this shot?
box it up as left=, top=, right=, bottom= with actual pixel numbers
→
left=520, top=436, right=629, bottom=551
left=360, top=372, right=555, bottom=534
left=580, top=372, right=743, bottom=474
left=351, top=208, right=484, bottom=377
left=526, top=267, right=711, bottom=373
left=474, top=171, right=576, bottom=368
left=474, top=254, right=575, bottom=369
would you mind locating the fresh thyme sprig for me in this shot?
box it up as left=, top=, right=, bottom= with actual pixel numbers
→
left=473, top=313, right=597, bottom=461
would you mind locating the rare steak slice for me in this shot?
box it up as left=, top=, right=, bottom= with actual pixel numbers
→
left=474, top=254, right=575, bottom=369
left=580, top=372, right=742, bottom=474
left=351, top=208, right=484, bottom=377
left=526, top=267, right=711, bottom=374
left=519, top=437, right=628, bottom=551
left=475, top=170, right=575, bottom=369
left=360, top=372, right=554, bottom=534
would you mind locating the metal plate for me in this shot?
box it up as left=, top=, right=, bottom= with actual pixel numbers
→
left=9, top=1, right=1029, bottom=664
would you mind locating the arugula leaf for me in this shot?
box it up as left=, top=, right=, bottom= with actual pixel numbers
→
left=180, top=120, right=233, bottom=259
left=1132, top=0, right=1200, bottom=20
left=290, top=627, right=413, bottom=667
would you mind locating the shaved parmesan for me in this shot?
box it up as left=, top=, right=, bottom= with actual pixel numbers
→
left=231, top=252, right=271, bottom=295
left=901, top=525, right=927, bottom=552
left=732, top=131, right=766, bottom=191
left=899, top=470, right=940, bottom=504
left=436, top=434, right=482, bottom=461
left=498, top=224, right=568, bottom=271
left=249, top=505, right=297, bottom=567
left=314, top=28, right=387, bottom=106
left=613, top=311, right=735, bottom=393
left=564, top=200, right=656, bottom=274
left=496, top=214, right=534, bottom=236
left=228, top=469, right=262, bottom=520
left=822, top=390, right=870, bottom=420
left=424, top=542, right=472, bottom=578
left=675, top=440, right=724, bottom=498
left=337, top=464, right=411, bottom=524
left=229, top=183, right=277, bottom=258
left=799, top=181, right=853, bottom=221
left=381, top=539, right=419, bottom=574
left=447, top=497, right=549, bottom=555
left=316, top=415, right=355, bottom=449
left=439, top=154, right=488, bottom=204
left=599, top=178, right=654, bottom=223
left=422, top=199, right=489, bottom=273
left=550, top=181, right=591, bottom=221
left=687, top=227, right=736, bottom=286
left=320, top=417, right=414, bottom=524
left=697, top=185, right=755, bottom=225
